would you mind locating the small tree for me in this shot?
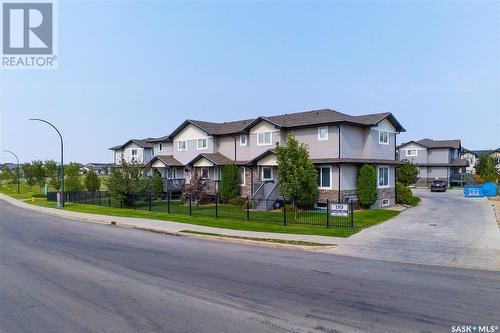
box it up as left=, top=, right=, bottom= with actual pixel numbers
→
left=276, top=133, right=318, bottom=206
left=107, top=159, right=150, bottom=206
left=396, top=161, right=419, bottom=186
left=184, top=171, right=206, bottom=204
left=84, top=168, right=101, bottom=192
left=357, top=164, right=377, bottom=208
left=65, top=162, right=83, bottom=192
left=151, top=172, right=164, bottom=197
left=22, top=163, right=36, bottom=191
left=476, top=155, right=497, bottom=183
left=1, top=168, right=12, bottom=184
left=32, top=160, right=45, bottom=192
left=45, top=160, right=61, bottom=191
left=219, top=164, right=240, bottom=202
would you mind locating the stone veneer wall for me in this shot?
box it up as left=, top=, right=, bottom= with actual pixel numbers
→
left=373, top=187, right=395, bottom=208
left=239, top=168, right=254, bottom=198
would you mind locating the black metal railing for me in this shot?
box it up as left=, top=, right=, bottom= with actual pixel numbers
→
left=47, top=191, right=355, bottom=228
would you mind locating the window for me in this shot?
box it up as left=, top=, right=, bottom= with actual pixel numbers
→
left=382, top=199, right=390, bottom=207
left=197, top=138, right=207, bottom=150
left=239, top=167, right=245, bottom=186
left=200, top=168, right=209, bottom=179
left=318, top=127, right=328, bottom=141
left=159, top=143, right=163, bottom=151
left=315, top=166, right=331, bottom=188
left=262, top=167, right=273, bottom=181
left=240, top=135, right=248, bottom=146
left=378, top=166, right=389, bottom=187
left=406, top=149, right=417, bottom=157
left=131, top=149, right=137, bottom=156
left=379, top=131, right=389, bottom=145
left=178, top=141, right=187, bottom=151
left=257, top=132, right=272, bottom=146
left=167, top=168, right=176, bottom=179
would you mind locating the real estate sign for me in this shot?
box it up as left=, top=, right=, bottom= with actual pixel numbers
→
left=330, top=203, right=349, bottom=217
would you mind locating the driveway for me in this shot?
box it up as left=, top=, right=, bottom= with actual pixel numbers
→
left=324, top=189, right=500, bottom=270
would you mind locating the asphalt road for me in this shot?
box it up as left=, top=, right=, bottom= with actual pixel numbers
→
left=1, top=200, right=499, bottom=333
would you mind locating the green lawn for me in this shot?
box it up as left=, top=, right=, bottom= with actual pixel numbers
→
left=2, top=180, right=400, bottom=237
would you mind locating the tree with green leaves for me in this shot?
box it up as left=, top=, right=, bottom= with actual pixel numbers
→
left=31, top=160, right=45, bottom=192
left=357, top=164, right=377, bottom=208
left=276, top=133, right=318, bottom=206
left=476, top=154, right=497, bottom=183
left=22, top=163, right=36, bottom=191
left=1, top=168, right=12, bottom=184
left=396, top=161, right=419, bottom=186
left=44, top=160, right=61, bottom=191
left=84, top=168, right=101, bottom=192
left=219, top=164, right=240, bottom=202
left=107, top=160, right=150, bottom=206
left=151, top=172, right=164, bottom=197
left=65, top=162, right=83, bottom=192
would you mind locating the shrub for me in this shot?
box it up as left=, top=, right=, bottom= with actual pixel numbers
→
left=357, top=164, right=377, bottom=208
left=396, top=161, right=419, bottom=186
left=151, top=172, right=164, bottom=196
left=228, top=197, right=246, bottom=206
left=183, top=172, right=206, bottom=204
left=45, top=160, right=61, bottom=191
left=65, top=162, right=83, bottom=192
left=107, top=159, right=150, bottom=206
left=396, top=182, right=413, bottom=205
left=219, top=164, right=240, bottom=202
left=84, top=168, right=101, bottom=192
left=476, top=155, right=497, bottom=183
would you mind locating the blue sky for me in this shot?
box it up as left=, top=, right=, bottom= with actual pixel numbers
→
left=1, top=0, right=499, bottom=163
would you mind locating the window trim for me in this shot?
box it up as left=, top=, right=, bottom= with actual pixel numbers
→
left=197, top=138, right=208, bottom=150
left=378, top=166, right=390, bottom=188
left=318, top=127, right=328, bottom=141
left=406, top=149, right=417, bottom=157
left=261, top=167, right=273, bottom=181
left=177, top=140, right=187, bottom=151
left=378, top=130, right=389, bottom=145
left=239, top=167, right=245, bottom=186
left=381, top=199, right=390, bottom=207
left=257, top=132, right=272, bottom=146
left=240, top=134, right=248, bottom=146
left=316, top=165, right=332, bottom=189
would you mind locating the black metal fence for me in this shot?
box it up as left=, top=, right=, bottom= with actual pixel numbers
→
left=47, top=191, right=354, bottom=228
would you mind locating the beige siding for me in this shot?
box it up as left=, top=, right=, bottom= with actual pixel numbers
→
left=341, top=125, right=366, bottom=158
left=287, top=126, right=340, bottom=159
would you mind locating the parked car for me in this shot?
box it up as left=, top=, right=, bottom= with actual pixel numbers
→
left=431, top=180, right=447, bottom=192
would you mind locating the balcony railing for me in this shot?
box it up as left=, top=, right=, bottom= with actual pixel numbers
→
left=203, top=180, right=220, bottom=194
left=162, top=178, right=186, bottom=192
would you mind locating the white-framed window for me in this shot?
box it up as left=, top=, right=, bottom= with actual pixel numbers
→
left=406, top=149, right=417, bottom=157
left=159, top=143, right=163, bottom=151
left=239, top=166, right=245, bottom=186
left=167, top=168, right=176, bottom=179
left=261, top=167, right=273, bottom=181
left=178, top=141, right=187, bottom=151
left=382, top=199, right=390, bottom=206
left=378, top=166, right=390, bottom=188
left=257, top=132, right=272, bottom=146
left=131, top=149, right=137, bottom=156
left=318, top=127, right=328, bottom=141
left=200, top=168, right=209, bottom=179
left=240, top=134, right=248, bottom=146
left=315, top=166, right=331, bottom=189
left=379, top=131, right=389, bottom=145
left=197, top=138, right=207, bottom=150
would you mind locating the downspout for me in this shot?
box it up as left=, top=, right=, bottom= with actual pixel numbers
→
left=233, top=135, right=237, bottom=161
left=333, top=125, right=342, bottom=203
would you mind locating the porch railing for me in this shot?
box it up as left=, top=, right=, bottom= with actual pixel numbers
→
left=162, top=178, right=186, bottom=192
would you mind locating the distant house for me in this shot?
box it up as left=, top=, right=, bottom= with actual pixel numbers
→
left=471, top=148, right=500, bottom=171
left=460, top=148, right=478, bottom=174
left=0, top=163, right=17, bottom=175
left=109, top=139, right=156, bottom=165
left=398, top=138, right=468, bottom=186
left=83, top=163, right=113, bottom=175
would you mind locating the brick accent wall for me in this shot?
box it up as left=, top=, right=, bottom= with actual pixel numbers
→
left=377, top=187, right=395, bottom=199
left=239, top=167, right=253, bottom=198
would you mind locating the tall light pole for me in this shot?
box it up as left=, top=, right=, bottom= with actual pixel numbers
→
left=1, top=150, right=20, bottom=194
left=29, top=118, right=64, bottom=207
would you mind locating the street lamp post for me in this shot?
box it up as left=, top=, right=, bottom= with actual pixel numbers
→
left=1, top=150, right=20, bottom=194
left=30, top=118, right=64, bottom=207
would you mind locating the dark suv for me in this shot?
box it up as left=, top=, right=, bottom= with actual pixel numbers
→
left=430, top=180, right=447, bottom=192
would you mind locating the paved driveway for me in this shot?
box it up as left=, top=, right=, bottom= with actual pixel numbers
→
left=325, top=189, right=500, bottom=270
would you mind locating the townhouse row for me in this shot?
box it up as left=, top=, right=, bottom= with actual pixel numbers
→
left=110, top=109, right=406, bottom=208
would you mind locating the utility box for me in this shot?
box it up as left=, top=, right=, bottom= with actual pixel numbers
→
left=56, top=192, right=62, bottom=208
left=464, top=183, right=497, bottom=198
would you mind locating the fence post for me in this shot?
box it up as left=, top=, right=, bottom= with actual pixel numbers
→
left=350, top=200, right=354, bottom=228
left=246, top=196, right=250, bottom=221
left=167, top=192, right=171, bottom=214
left=149, top=192, right=152, bottom=212
left=215, top=194, right=219, bottom=218
left=99, top=192, right=102, bottom=206
left=326, top=199, right=330, bottom=228
left=91, top=191, right=94, bottom=205
left=108, top=194, right=111, bottom=207
left=189, top=196, right=192, bottom=216
left=132, top=193, right=136, bottom=210
left=283, top=199, right=287, bottom=226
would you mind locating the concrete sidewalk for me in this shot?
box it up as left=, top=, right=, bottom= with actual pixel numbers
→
left=0, top=193, right=345, bottom=246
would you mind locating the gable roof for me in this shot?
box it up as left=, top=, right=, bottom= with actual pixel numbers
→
left=188, top=152, right=234, bottom=166
left=109, top=138, right=155, bottom=150
left=470, top=148, right=500, bottom=156
left=399, top=138, right=461, bottom=150
left=147, top=155, right=183, bottom=167
left=245, top=149, right=276, bottom=166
